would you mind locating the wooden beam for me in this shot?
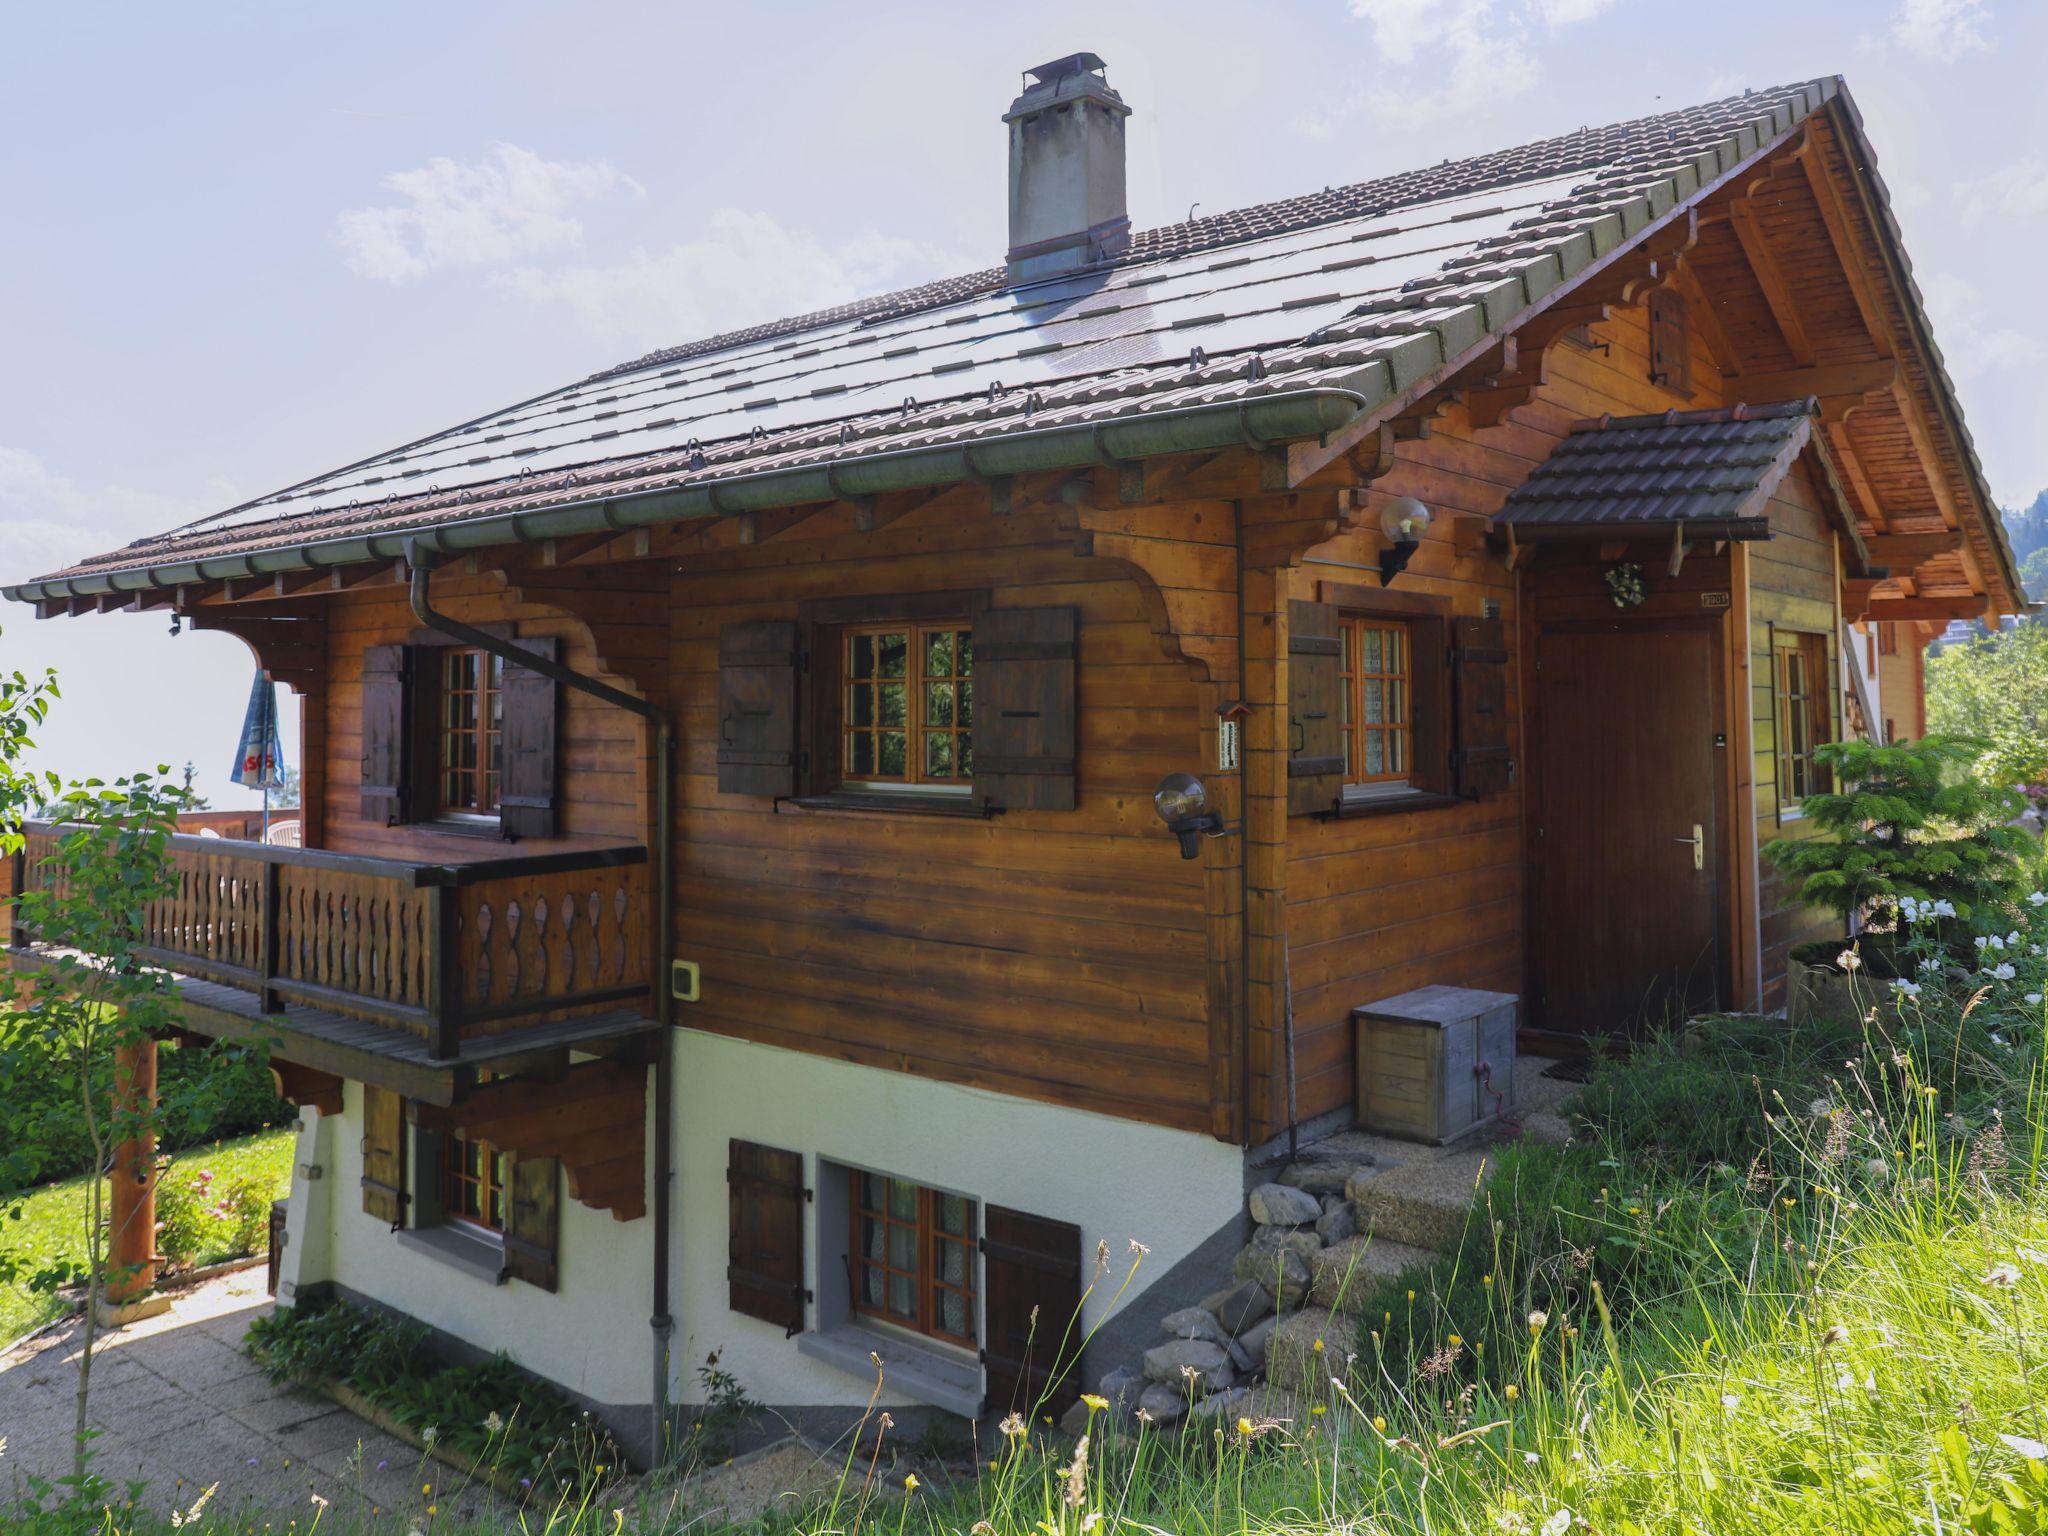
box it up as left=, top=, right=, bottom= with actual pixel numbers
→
left=1790, top=128, right=1896, bottom=358
left=1727, top=360, right=1897, bottom=403
left=1671, top=256, right=1746, bottom=377
left=1861, top=597, right=1987, bottom=621
left=1865, top=531, right=1961, bottom=564
left=1727, top=186, right=1817, bottom=366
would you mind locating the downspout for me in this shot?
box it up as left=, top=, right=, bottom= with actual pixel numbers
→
left=404, top=541, right=678, bottom=1467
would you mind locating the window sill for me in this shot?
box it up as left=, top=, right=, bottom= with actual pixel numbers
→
left=779, top=792, right=998, bottom=820
left=399, top=817, right=511, bottom=843
left=796, top=1323, right=983, bottom=1419
left=395, top=1224, right=507, bottom=1284
left=1328, top=786, right=1466, bottom=820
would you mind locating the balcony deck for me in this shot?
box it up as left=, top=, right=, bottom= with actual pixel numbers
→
left=6, top=824, right=658, bottom=1099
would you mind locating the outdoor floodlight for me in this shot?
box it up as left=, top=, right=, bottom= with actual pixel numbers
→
left=1378, top=495, right=1433, bottom=584
left=1154, top=771, right=1224, bottom=859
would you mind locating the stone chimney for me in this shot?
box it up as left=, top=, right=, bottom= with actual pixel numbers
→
left=1004, top=53, right=1131, bottom=285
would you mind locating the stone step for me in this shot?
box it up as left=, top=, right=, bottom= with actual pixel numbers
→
left=1350, top=1147, right=1495, bottom=1252
left=1306, top=1234, right=1439, bottom=1316
left=1262, top=1306, right=1348, bottom=1398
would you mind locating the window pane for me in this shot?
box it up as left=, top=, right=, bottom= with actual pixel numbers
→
left=1365, top=733, right=1384, bottom=776
left=926, top=733, right=954, bottom=777
left=927, top=682, right=953, bottom=727
left=862, top=1263, right=885, bottom=1307
left=878, top=682, right=907, bottom=728
left=878, top=632, right=909, bottom=678
left=851, top=733, right=874, bottom=776
left=887, top=1273, right=915, bottom=1319
left=1390, top=731, right=1407, bottom=773
left=957, top=636, right=973, bottom=676
left=938, top=1241, right=966, bottom=1285
left=1386, top=629, right=1403, bottom=671
left=1389, top=675, right=1406, bottom=724
left=939, top=1290, right=968, bottom=1337
left=889, top=1223, right=917, bottom=1269
left=937, top=1194, right=969, bottom=1234
left=958, top=737, right=973, bottom=776
left=879, top=732, right=906, bottom=776
left=888, top=1179, right=916, bottom=1219
left=957, top=681, right=972, bottom=729
left=1363, top=681, right=1384, bottom=725
left=1360, top=628, right=1381, bottom=671
left=925, top=630, right=953, bottom=677
left=850, top=633, right=874, bottom=679
left=851, top=685, right=874, bottom=727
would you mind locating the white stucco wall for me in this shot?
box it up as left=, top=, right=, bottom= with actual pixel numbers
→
left=281, top=1032, right=1243, bottom=1415
left=667, top=1028, right=1244, bottom=1408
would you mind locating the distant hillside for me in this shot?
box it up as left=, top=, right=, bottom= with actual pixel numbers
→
left=2008, top=489, right=2047, bottom=601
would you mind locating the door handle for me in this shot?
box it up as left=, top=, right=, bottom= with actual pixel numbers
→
left=1673, top=823, right=1704, bottom=871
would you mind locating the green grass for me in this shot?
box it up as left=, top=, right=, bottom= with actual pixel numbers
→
left=0, top=1126, right=294, bottom=1347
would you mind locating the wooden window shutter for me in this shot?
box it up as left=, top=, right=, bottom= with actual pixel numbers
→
left=359, top=1084, right=406, bottom=1226
left=981, top=1204, right=1082, bottom=1421
left=972, top=607, right=1078, bottom=811
left=504, top=1155, right=561, bottom=1292
left=1648, top=288, right=1692, bottom=396
left=717, top=621, right=802, bottom=797
left=499, top=636, right=562, bottom=840
left=360, top=645, right=413, bottom=824
left=1286, top=600, right=1344, bottom=815
left=727, top=1139, right=808, bottom=1334
left=1450, top=615, right=1512, bottom=798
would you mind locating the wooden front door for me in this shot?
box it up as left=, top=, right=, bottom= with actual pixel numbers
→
left=1532, top=624, right=1724, bottom=1036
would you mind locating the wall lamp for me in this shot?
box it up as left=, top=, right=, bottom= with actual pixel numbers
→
left=1378, top=495, right=1433, bottom=585
left=1154, top=771, right=1225, bottom=859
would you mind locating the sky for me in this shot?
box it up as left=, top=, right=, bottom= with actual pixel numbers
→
left=1, top=0, right=2043, bottom=808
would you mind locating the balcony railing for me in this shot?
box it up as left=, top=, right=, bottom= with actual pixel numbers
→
left=8, top=824, right=652, bottom=1060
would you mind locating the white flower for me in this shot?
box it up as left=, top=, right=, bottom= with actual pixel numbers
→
left=1987, top=1263, right=2022, bottom=1289
left=1900, top=896, right=1921, bottom=920
left=422, top=1426, right=439, bottom=1445
left=2029, top=892, right=2047, bottom=907
left=1865, top=1157, right=1889, bottom=1178
left=1721, top=1393, right=1741, bottom=1410
left=1976, top=936, right=1991, bottom=950
left=2027, top=994, right=2043, bottom=1007
left=1892, top=979, right=1922, bottom=998
left=1921, top=957, right=1943, bottom=976
left=1992, top=963, right=2017, bottom=981
left=1935, top=900, right=1958, bottom=917
left=1838, top=949, right=1862, bottom=971
left=1541, top=1511, right=1575, bottom=1536
left=2009, top=931, right=2023, bottom=946
left=483, top=1411, right=505, bottom=1435
left=1992, top=1032, right=2010, bottom=1048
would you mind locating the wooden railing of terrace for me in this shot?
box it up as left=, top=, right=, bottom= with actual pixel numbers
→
left=9, top=824, right=651, bottom=1059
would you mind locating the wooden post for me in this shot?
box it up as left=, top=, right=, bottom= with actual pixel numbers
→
left=426, top=883, right=462, bottom=1061
left=105, top=1038, right=158, bottom=1307
left=259, top=862, right=282, bottom=1014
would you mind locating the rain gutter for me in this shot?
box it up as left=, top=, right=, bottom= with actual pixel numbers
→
left=5, top=389, right=1369, bottom=604
left=404, top=541, right=679, bottom=1469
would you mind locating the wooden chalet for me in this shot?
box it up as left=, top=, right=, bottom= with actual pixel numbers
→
left=1, top=62, right=2024, bottom=1452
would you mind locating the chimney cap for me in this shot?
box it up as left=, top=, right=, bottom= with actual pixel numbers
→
left=1023, top=52, right=1108, bottom=87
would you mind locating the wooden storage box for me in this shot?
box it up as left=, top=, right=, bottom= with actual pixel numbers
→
left=1352, top=985, right=1518, bottom=1145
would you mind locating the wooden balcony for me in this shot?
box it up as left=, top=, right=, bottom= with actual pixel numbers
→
left=6, top=825, right=657, bottom=1101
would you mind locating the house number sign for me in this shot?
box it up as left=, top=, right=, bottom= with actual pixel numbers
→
left=1700, top=591, right=1732, bottom=609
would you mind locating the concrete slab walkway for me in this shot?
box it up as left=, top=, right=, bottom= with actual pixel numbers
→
left=0, top=1267, right=504, bottom=1527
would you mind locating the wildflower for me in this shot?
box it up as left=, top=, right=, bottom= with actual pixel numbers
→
left=422, top=1426, right=438, bottom=1446
left=1373, top=1415, right=1388, bottom=1434
left=1935, top=899, right=1957, bottom=917
left=1483, top=1273, right=1495, bottom=1287
left=1977, top=936, right=1993, bottom=950
left=1921, top=957, right=1943, bottom=976
left=1081, top=1515, right=1104, bottom=1533
left=1448, top=1333, right=1463, bottom=1347
left=1237, top=1416, right=1254, bottom=1434
left=1837, top=949, right=1862, bottom=971
left=310, top=1494, right=329, bottom=1510
left=483, top=1411, right=505, bottom=1435
left=1528, top=1310, right=1548, bottom=1333
left=2029, top=995, right=2044, bottom=1007
left=1893, top=979, right=1922, bottom=998
left=2029, top=892, right=2046, bottom=907
left=1986, top=1263, right=2022, bottom=1289
left=1541, top=1509, right=1574, bottom=1536
left=1063, top=1435, right=1089, bottom=1507
left=1819, top=1324, right=1849, bottom=1347
left=1312, top=1336, right=1324, bottom=1353
left=904, top=1473, right=920, bottom=1493
left=1311, top=1404, right=1327, bottom=1416
left=1135, top=1408, right=1155, bottom=1424
left=1081, top=1393, right=1109, bottom=1413
left=1505, top=1384, right=1520, bottom=1402
left=1406, top=1289, right=1416, bottom=1301
left=1721, top=1393, right=1740, bottom=1410
left=1993, top=963, right=2017, bottom=981
left=1128, top=1238, right=1150, bottom=1256
left=999, top=1412, right=1027, bottom=1438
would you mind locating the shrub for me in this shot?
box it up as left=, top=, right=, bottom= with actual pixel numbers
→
left=1762, top=736, right=2031, bottom=967
left=153, top=1165, right=275, bottom=1269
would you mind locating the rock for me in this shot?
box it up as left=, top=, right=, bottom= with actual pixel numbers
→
left=1248, top=1183, right=1323, bottom=1226
left=1141, top=1338, right=1236, bottom=1396
left=1307, top=1234, right=1437, bottom=1315
left=1188, top=1383, right=1312, bottom=1426
left=1136, top=1383, right=1189, bottom=1423
left=1278, top=1159, right=1371, bottom=1197
left=1250, top=1224, right=1323, bottom=1263
left=1096, top=1365, right=1142, bottom=1414
left=1225, top=1336, right=1254, bottom=1374
left=1058, top=1397, right=1093, bottom=1436
left=1158, top=1306, right=1231, bottom=1347
left=1264, top=1307, right=1347, bottom=1397
left=1201, top=1279, right=1274, bottom=1336
left=1315, top=1200, right=1358, bottom=1245
left=1239, top=1313, right=1280, bottom=1369
left=1344, top=1167, right=1381, bottom=1204
left=1231, top=1243, right=1311, bottom=1307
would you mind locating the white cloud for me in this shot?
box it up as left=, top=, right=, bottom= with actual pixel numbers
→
left=1883, top=0, right=1992, bottom=60
left=499, top=208, right=960, bottom=351
left=335, top=142, right=642, bottom=284
left=0, top=447, right=225, bottom=581
left=1303, top=0, right=1613, bottom=136
left=1956, top=159, right=2048, bottom=225
left=1920, top=272, right=2043, bottom=377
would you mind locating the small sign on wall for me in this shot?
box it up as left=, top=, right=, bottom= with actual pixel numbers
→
left=1700, top=591, right=1732, bottom=610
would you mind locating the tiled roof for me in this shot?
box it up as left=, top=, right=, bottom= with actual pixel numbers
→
left=1496, top=399, right=1817, bottom=530
left=13, top=80, right=1846, bottom=597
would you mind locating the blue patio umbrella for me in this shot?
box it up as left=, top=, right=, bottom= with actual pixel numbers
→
left=230, top=669, right=285, bottom=834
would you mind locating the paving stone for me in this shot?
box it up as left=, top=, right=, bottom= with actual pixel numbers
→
left=1247, top=1183, right=1322, bottom=1225
left=1140, top=1338, right=1236, bottom=1396
left=1200, top=1279, right=1273, bottom=1336
left=1307, top=1235, right=1441, bottom=1315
